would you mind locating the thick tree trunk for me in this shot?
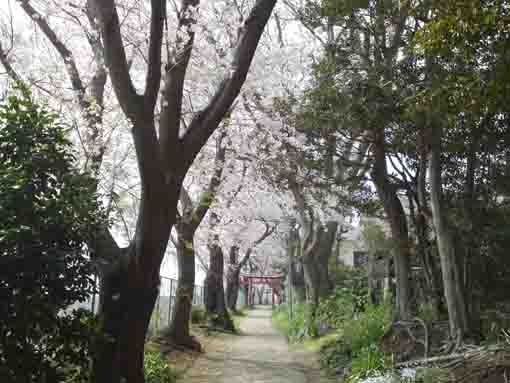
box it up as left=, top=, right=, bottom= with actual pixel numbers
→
left=428, top=126, right=469, bottom=343
left=92, top=251, right=164, bottom=383
left=92, top=170, right=176, bottom=383
left=301, top=222, right=337, bottom=336
left=205, top=242, right=235, bottom=331
left=163, top=227, right=200, bottom=350
left=371, top=129, right=413, bottom=320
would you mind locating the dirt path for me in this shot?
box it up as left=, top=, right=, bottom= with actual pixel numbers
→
left=182, top=306, right=330, bottom=383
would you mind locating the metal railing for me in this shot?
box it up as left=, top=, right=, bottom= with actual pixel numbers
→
left=149, top=276, right=205, bottom=336
left=73, top=276, right=204, bottom=337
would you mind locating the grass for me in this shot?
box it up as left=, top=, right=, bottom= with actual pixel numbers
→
left=300, top=332, right=341, bottom=352
left=272, top=306, right=291, bottom=336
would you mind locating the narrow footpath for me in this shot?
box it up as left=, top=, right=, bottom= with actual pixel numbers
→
left=182, top=306, right=330, bottom=383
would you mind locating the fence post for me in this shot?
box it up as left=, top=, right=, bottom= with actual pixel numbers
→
left=167, top=278, right=172, bottom=327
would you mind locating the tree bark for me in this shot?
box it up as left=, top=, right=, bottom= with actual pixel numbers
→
left=288, top=227, right=306, bottom=303
left=371, top=129, right=413, bottom=320
left=226, top=246, right=242, bottom=311
left=164, top=227, right=200, bottom=350
left=302, top=222, right=337, bottom=307
left=428, top=125, right=469, bottom=343
left=205, top=238, right=235, bottom=331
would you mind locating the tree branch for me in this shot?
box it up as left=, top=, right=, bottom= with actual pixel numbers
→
left=0, top=40, right=21, bottom=83
left=179, top=0, right=277, bottom=169
left=144, top=0, right=165, bottom=112
left=89, top=0, right=142, bottom=120
left=159, top=0, right=198, bottom=165
left=189, top=129, right=228, bottom=230
left=17, top=0, right=88, bottom=108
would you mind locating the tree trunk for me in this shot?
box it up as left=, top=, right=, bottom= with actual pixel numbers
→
left=92, top=250, right=164, bottom=383
left=164, top=227, right=200, bottom=350
left=367, top=251, right=378, bottom=304
left=226, top=246, right=242, bottom=311
left=92, top=166, right=176, bottom=383
left=288, top=227, right=306, bottom=303
left=205, top=242, right=235, bottom=331
left=316, top=221, right=338, bottom=298
left=462, top=126, right=482, bottom=338
left=428, top=125, right=469, bottom=343
left=371, top=129, right=413, bottom=320
left=226, top=268, right=241, bottom=311
left=301, top=222, right=337, bottom=336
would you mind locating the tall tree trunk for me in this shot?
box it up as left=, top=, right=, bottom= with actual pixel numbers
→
left=289, top=230, right=306, bottom=302
left=367, top=250, right=378, bottom=305
left=92, top=202, right=174, bottom=383
left=316, top=221, right=338, bottom=298
left=462, top=124, right=482, bottom=338
left=226, top=246, right=242, bottom=311
left=301, top=222, right=337, bottom=336
left=205, top=239, right=235, bottom=331
left=163, top=227, right=200, bottom=350
left=428, top=125, right=469, bottom=343
left=371, top=129, right=413, bottom=320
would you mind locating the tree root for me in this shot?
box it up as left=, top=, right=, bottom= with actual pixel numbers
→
left=153, top=333, right=203, bottom=353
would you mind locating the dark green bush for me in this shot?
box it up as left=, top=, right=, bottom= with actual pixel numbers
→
left=0, top=87, right=106, bottom=382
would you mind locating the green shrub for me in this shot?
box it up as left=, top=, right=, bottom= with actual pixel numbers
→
left=272, top=303, right=311, bottom=341
left=417, top=303, right=436, bottom=322
left=144, top=349, right=178, bottom=383
left=319, top=302, right=392, bottom=376
left=190, top=305, right=206, bottom=324
left=347, top=345, right=390, bottom=382
left=319, top=337, right=352, bottom=372
left=317, top=266, right=369, bottom=331
left=272, top=304, right=291, bottom=336
left=316, top=287, right=357, bottom=330
left=0, top=87, right=106, bottom=382
left=413, top=367, right=448, bottom=383
left=343, top=303, right=391, bottom=354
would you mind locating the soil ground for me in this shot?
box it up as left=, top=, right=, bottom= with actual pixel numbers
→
left=176, top=306, right=332, bottom=383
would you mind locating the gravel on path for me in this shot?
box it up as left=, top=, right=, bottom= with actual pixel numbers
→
left=182, top=306, right=332, bottom=383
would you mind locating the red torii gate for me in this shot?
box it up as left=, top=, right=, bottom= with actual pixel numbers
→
left=239, top=274, right=283, bottom=306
